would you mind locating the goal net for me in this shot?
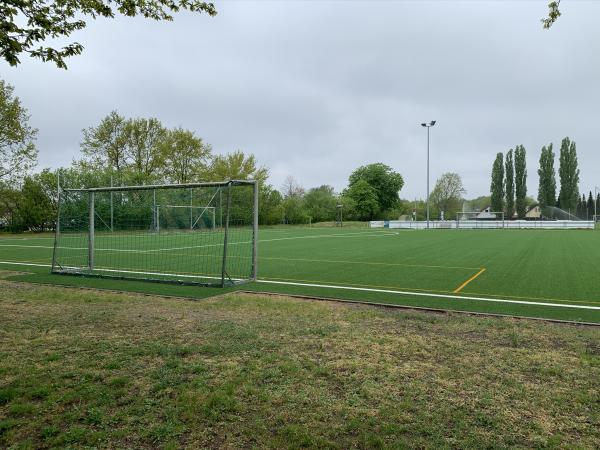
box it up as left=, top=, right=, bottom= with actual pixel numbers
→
left=51, top=180, right=258, bottom=287
left=154, top=205, right=216, bottom=232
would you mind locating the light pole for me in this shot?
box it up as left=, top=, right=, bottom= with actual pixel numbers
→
left=420, top=120, right=436, bottom=228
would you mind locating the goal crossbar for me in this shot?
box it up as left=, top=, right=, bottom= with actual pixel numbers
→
left=62, top=180, right=255, bottom=193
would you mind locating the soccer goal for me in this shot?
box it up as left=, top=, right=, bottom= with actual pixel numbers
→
left=51, top=180, right=258, bottom=287
left=456, top=211, right=505, bottom=229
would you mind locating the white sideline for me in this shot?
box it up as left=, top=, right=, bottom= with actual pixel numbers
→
left=0, top=260, right=599, bottom=311
left=256, top=279, right=600, bottom=311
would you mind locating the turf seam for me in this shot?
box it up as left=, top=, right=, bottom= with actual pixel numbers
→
left=241, top=290, right=600, bottom=327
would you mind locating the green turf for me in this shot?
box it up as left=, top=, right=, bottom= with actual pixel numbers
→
left=1, top=227, right=599, bottom=322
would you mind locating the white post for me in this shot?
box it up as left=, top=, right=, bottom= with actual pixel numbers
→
left=252, top=181, right=259, bottom=281
left=110, top=175, right=114, bottom=232
left=88, top=192, right=95, bottom=271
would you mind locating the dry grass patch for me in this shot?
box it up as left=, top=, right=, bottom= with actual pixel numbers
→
left=0, top=281, right=598, bottom=449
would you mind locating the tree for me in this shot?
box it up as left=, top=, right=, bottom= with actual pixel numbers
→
left=490, top=153, right=504, bottom=213
left=259, top=185, right=283, bottom=225
left=281, top=176, right=305, bottom=198
left=160, top=128, right=211, bottom=184
left=15, top=176, right=54, bottom=231
left=587, top=192, right=594, bottom=219
left=0, top=182, right=20, bottom=231
left=81, top=113, right=172, bottom=185
left=537, top=143, right=556, bottom=208
left=304, top=185, right=337, bottom=223
left=348, top=163, right=403, bottom=213
left=430, top=173, right=466, bottom=220
left=0, top=80, right=38, bottom=182
left=505, top=149, right=515, bottom=219
left=282, top=195, right=309, bottom=224
left=542, top=1, right=562, bottom=29
left=123, top=118, right=167, bottom=183
left=80, top=111, right=128, bottom=176
left=514, top=145, right=527, bottom=219
left=345, top=179, right=379, bottom=221
left=1, top=1, right=217, bottom=69
left=208, top=151, right=268, bottom=184
left=558, top=137, right=580, bottom=214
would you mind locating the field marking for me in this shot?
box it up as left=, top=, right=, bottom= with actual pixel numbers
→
left=0, top=242, right=478, bottom=271
left=256, top=280, right=600, bottom=311
left=453, top=268, right=487, bottom=293
left=0, top=231, right=397, bottom=254
left=260, top=275, right=454, bottom=295
left=1, top=260, right=600, bottom=311
left=259, top=256, right=479, bottom=271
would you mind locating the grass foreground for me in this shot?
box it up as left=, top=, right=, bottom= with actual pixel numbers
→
left=0, top=277, right=599, bottom=448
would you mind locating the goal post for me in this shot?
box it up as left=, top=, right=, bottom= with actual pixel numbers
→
left=52, top=180, right=259, bottom=287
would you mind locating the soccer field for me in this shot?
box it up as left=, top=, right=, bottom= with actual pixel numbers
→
left=0, top=227, right=599, bottom=323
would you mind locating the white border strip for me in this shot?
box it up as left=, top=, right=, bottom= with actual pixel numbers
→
left=0, top=260, right=598, bottom=311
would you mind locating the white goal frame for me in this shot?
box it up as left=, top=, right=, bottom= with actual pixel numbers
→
left=52, top=180, right=259, bottom=287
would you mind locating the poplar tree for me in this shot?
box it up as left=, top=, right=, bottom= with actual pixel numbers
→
left=504, top=149, right=515, bottom=219
left=537, top=143, right=556, bottom=208
left=514, top=145, right=527, bottom=219
left=587, top=192, right=594, bottom=219
left=558, top=137, right=580, bottom=214
left=490, top=153, right=504, bottom=213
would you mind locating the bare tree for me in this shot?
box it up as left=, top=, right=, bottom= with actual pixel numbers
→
left=430, top=173, right=466, bottom=219
left=281, top=176, right=305, bottom=198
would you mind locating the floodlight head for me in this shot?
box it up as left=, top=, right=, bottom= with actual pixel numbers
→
left=430, top=120, right=436, bottom=126
left=421, top=123, right=426, bottom=127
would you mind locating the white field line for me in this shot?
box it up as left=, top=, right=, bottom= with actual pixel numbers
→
left=0, top=229, right=387, bottom=242
left=0, top=261, right=240, bottom=282
left=1, top=260, right=599, bottom=311
left=256, top=280, right=600, bottom=311
left=0, top=231, right=398, bottom=254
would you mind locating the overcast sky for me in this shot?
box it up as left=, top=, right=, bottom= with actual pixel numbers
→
left=2, top=0, right=599, bottom=199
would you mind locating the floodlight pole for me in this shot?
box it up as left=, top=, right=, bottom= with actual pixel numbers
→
left=421, top=121, right=436, bottom=229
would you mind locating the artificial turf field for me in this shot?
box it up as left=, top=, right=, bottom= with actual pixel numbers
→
left=0, top=226, right=599, bottom=323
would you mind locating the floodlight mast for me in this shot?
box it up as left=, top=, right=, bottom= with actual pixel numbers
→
left=421, top=120, right=436, bottom=229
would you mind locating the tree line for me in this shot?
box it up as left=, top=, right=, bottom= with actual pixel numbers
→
left=2, top=78, right=596, bottom=233
left=1, top=80, right=415, bottom=232
left=490, top=137, right=597, bottom=219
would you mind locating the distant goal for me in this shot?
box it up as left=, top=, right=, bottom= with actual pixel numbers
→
left=51, top=180, right=258, bottom=287
left=456, top=211, right=505, bottom=229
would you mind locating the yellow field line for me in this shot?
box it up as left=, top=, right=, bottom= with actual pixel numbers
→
left=453, top=268, right=486, bottom=293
